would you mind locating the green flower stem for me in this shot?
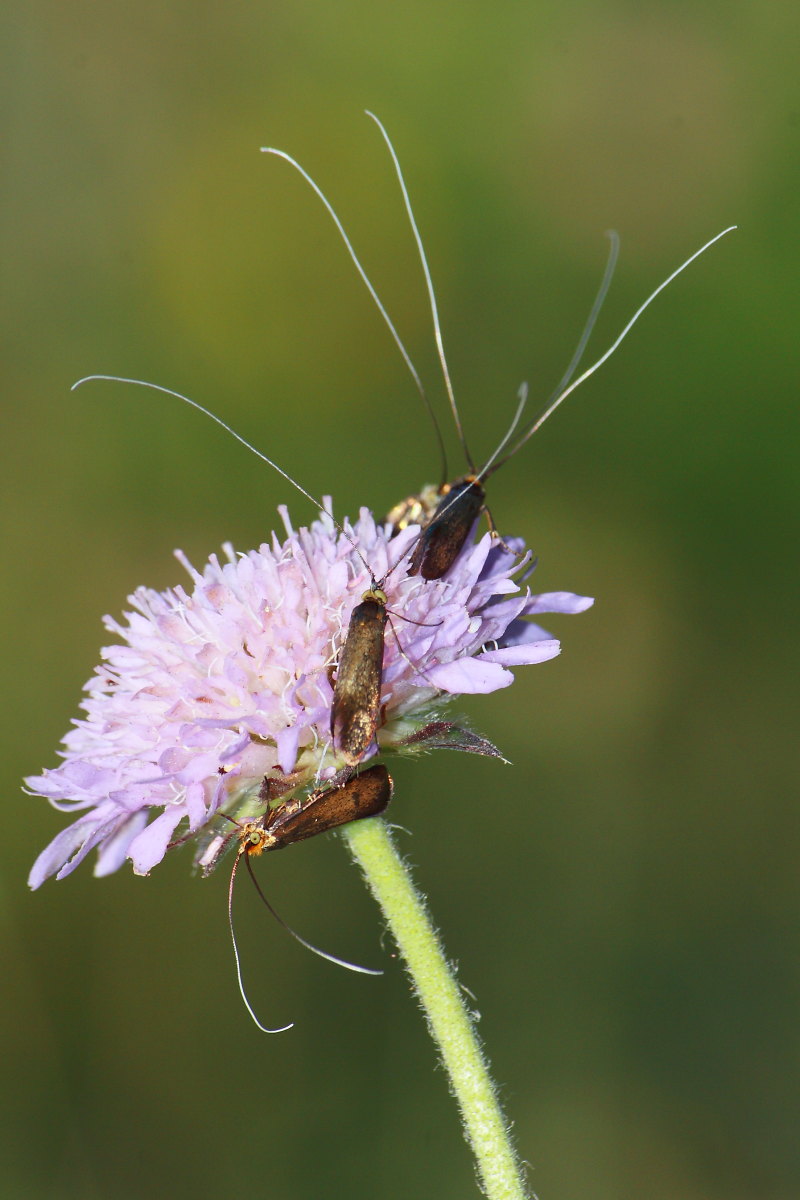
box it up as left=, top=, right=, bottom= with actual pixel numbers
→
left=341, top=815, right=529, bottom=1200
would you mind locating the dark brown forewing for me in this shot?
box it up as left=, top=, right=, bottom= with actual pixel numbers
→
left=266, top=765, right=393, bottom=849
left=406, top=477, right=485, bottom=579
left=331, top=597, right=388, bottom=764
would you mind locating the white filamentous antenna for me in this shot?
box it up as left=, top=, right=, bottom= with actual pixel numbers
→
left=549, top=229, right=620, bottom=400
left=259, top=143, right=448, bottom=484
left=365, top=110, right=474, bottom=474
left=486, top=225, right=738, bottom=478
left=227, top=839, right=383, bottom=1035
left=228, top=852, right=294, bottom=1034
left=72, top=375, right=326, bottom=509
left=451, top=230, right=620, bottom=499
left=71, top=374, right=388, bottom=586
left=242, top=852, right=383, bottom=977
left=415, top=225, right=737, bottom=537
left=476, top=383, right=529, bottom=480
left=70, top=375, right=445, bottom=601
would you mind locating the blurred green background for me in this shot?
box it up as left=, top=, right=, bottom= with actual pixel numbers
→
left=3, top=3, right=798, bottom=1198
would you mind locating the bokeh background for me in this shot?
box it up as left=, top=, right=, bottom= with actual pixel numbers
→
left=3, top=3, right=798, bottom=1198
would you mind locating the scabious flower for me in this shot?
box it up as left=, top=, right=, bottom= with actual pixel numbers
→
left=25, top=504, right=592, bottom=888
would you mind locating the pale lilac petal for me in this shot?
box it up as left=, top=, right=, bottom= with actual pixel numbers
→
left=500, top=619, right=554, bottom=647
left=29, top=808, right=119, bottom=888
left=526, top=591, right=594, bottom=615
left=128, top=809, right=186, bottom=875
left=452, top=532, right=493, bottom=582
left=183, top=782, right=210, bottom=829
left=94, top=811, right=149, bottom=876
left=424, top=658, right=514, bottom=693
left=477, top=596, right=529, bottom=626
left=275, top=726, right=302, bottom=776
left=24, top=762, right=115, bottom=810
left=479, top=639, right=561, bottom=667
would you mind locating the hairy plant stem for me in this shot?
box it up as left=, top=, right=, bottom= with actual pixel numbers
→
left=341, top=815, right=529, bottom=1200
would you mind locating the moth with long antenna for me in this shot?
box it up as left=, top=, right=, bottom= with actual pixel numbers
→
left=262, top=112, right=736, bottom=580
left=329, top=379, right=529, bottom=766
left=385, top=230, right=618, bottom=542
left=75, top=126, right=733, bottom=769
left=224, top=764, right=393, bottom=1033
left=71, top=373, right=442, bottom=769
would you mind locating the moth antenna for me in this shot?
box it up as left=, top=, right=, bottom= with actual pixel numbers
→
left=365, top=111, right=474, bottom=476
left=393, top=383, right=529, bottom=555
left=389, top=229, right=615, bottom=508
left=72, top=374, right=328, bottom=509
left=474, top=382, right=529, bottom=481
left=382, top=609, right=440, bottom=694
left=550, top=230, right=620, bottom=397
left=486, top=225, right=737, bottom=476
left=228, top=852, right=294, bottom=1034
left=477, top=232, right=618, bottom=483
left=71, top=374, right=381, bottom=584
left=260, top=144, right=449, bottom=486
left=381, top=383, right=529, bottom=577
left=244, top=854, right=382, bottom=976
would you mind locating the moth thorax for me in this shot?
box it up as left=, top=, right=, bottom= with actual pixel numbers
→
left=447, top=474, right=479, bottom=493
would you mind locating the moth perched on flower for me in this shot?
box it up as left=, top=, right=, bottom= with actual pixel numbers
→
left=25, top=501, right=592, bottom=888
left=24, top=111, right=735, bottom=1200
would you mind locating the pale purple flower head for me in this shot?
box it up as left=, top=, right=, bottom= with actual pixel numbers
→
left=25, top=504, right=592, bottom=887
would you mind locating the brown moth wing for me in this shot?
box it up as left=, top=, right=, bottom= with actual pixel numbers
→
left=331, top=595, right=388, bottom=764
left=265, top=764, right=393, bottom=849
left=406, top=477, right=485, bottom=580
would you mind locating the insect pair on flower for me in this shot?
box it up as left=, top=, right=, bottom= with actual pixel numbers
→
left=25, top=114, right=733, bottom=1030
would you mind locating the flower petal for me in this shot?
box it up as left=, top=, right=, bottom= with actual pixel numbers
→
left=128, top=809, right=187, bottom=875
left=479, top=639, right=561, bottom=667
left=29, top=807, right=120, bottom=888
left=526, top=591, right=594, bottom=615
left=424, top=657, right=514, bottom=694
left=94, top=811, right=149, bottom=877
